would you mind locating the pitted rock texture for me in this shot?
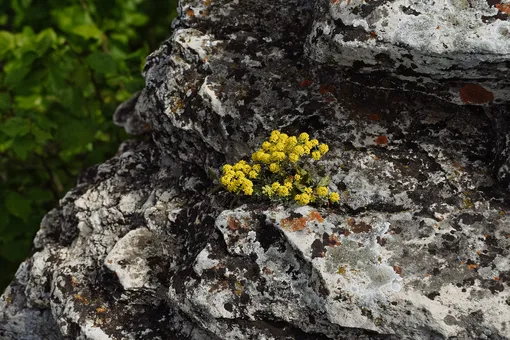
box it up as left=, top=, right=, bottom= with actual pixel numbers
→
left=2, top=0, right=510, bottom=339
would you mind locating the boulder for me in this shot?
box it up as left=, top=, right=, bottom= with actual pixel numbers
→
left=1, top=0, right=510, bottom=339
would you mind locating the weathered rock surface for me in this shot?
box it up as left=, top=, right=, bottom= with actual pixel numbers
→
left=2, top=0, right=510, bottom=339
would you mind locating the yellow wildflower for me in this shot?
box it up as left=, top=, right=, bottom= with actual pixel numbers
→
left=295, top=193, right=311, bottom=205
left=236, top=171, right=245, bottom=179
left=304, top=187, right=313, bottom=195
left=270, top=130, right=280, bottom=142
left=223, top=164, right=233, bottom=173
left=244, top=187, right=254, bottom=195
left=293, top=145, right=305, bottom=156
left=278, top=186, right=290, bottom=197
left=319, top=144, right=329, bottom=154
left=269, top=163, right=280, bottom=173
left=271, top=182, right=281, bottom=191
left=271, top=151, right=286, bottom=162
left=298, top=132, right=309, bottom=143
left=288, top=153, right=299, bottom=163
left=262, top=141, right=272, bottom=151
left=278, top=133, right=289, bottom=143
left=310, top=139, right=319, bottom=147
left=262, top=185, right=273, bottom=197
left=329, top=192, right=340, bottom=203
left=252, top=164, right=261, bottom=172
left=316, top=186, right=328, bottom=197
left=303, top=145, right=311, bottom=155
left=312, top=151, right=321, bottom=160
left=294, top=174, right=301, bottom=181
left=248, top=170, right=258, bottom=179
left=286, top=136, right=298, bottom=150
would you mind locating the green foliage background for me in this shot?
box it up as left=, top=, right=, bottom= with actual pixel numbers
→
left=0, top=0, right=178, bottom=292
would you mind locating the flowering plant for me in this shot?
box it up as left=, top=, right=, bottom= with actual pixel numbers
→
left=220, top=130, right=340, bottom=206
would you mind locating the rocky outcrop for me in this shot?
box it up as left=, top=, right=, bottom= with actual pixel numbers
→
left=1, top=0, right=510, bottom=339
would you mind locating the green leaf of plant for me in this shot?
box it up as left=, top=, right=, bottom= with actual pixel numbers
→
left=317, top=176, right=330, bottom=188
left=11, top=138, right=34, bottom=160
left=0, top=92, right=11, bottom=111
left=72, top=24, right=103, bottom=40
left=0, top=31, right=15, bottom=58
left=3, top=117, right=31, bottom=137
left=35, top=28, right=57, bottom=55
left=86, top=52, right=117, bottom=74
left=4, top=66, right=30, bottom=89
left=5, top=192, right=32, bottom=221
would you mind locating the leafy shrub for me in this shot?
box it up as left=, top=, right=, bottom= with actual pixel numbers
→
left=0, top=0, right=178, bottom=291
left=221, top=130, right=341, bottom=206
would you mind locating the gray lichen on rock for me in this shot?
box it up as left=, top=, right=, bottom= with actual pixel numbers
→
left=1, top=0, right=510, bottom=339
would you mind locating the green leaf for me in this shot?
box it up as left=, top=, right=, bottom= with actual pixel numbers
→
left=5, top=192, right=32, bottom=221
left=0, top=31, right=15, bottom=58
left=35, top=28, right=57, bottom=55
left=31, top=125, right=52, bottom=144
left=317, top=176, right=330, bottom=188
left=3, top=117, right=31, bottom=137
left=86, top=52, right=117, bottom=74
left=11, top=138, right=34, bottom=160
left=72, top=24, right=103, bottom=40
left=4, top=65, right=30, bottom=89
left=0, top=92, right=11, bottom=111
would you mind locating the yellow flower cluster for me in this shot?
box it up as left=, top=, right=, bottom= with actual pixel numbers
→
left=220, top=130, right=341, bottom=206
left=221, top=160, right=255, bottom=195
left=251, top=130, right=327, bottom=167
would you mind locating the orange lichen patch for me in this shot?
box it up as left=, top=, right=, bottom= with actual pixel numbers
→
left=329, top=234, right=341, bottom=247
left=74, top=294, right=90, bottom=305
left=71, top=277, right=79, bottom=286
left=496, top=3, right=510, bottom=14
left=499, top=210, right=505, bottom=215
left=393, top=266, right=403, bottom=276
left=186, top=8, right=195, bottom=17
left=494, top=276, right=500, bottom=281
left=319, top=84, right=335, bottom=94
left=227, top=216, right=242, bottom=231
left=234, top=281, right=243, bottom=296
left=425, top=273, right=431, bottom=277
left=300, top=79, right=313, bottom=87
left=459, top=84, right=494, bottom=104
left=263, top=267, right=273, bottom=275
left=436, top=26, right=440, bottom=29
left=368, top=113, right=381, bottom=121
left=209, top=280, right=228, bottom=293
left=369, top=31, right=377, bottom=39
left=281, top=210, right=324, bottom=232
left=337, top=266, right=347, bottom=275
left=346, top=218, right=372, bottom=233
left=96, top=307, right=106, bottom=314
left=204, top=0, right=212, bottom=5
left=467, top=264, right=480, bottom=271
left=375, top=135, right=388, bottom=145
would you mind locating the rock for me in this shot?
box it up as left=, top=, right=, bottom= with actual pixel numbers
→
left=1, top=0, right=510, bottom=339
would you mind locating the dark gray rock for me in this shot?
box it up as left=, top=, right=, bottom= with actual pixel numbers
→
left=2, top=0, right=510, bottom=339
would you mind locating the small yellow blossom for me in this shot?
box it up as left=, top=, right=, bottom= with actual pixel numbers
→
left=244, top=187, right=254, bottom=195
left=311, top=151, right=321, bottom=160
left=298, top=132, right=309, bottom=143
left=262, top=141, right=272, bottom=151
left=270, top=130, right=280, bottom=142
left=223, top=164, right=233, bottom=173
left=310, top=139, right=319, bottom=147
left=295, top=193, right=311, bottom=205
left=293, top=145, right=305, bottom=156
left=278, top=186, right=290, bottom=197
left=304, top=187, right=313, bottom=195
left=252, top=164, right=261, bottom=172
left=316, top=186, right=328, bottom=197
left=236, top=171, right=245, bottom=179
left=271, top=182, right=281, bottom=191
left=262, top=185, right=273, bottom=197
left=269, top=163, right=280, bottom=173
left=303, top=145, right=311, bottom=155
left=329, top=192, right=340, bottom=203
left=319, top=144, right=329, bottom=154
left=294, top=174, right=301, bottom=181
left=286, top=136, right=298, bottom=150
left=248, top=170, right=258, bottom=179
left=289, top=153, right=299, bottom=163
left=271, top=151, right=286, bottom=162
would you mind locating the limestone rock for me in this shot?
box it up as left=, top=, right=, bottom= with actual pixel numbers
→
left=2, top=0, right=510, bottom=339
